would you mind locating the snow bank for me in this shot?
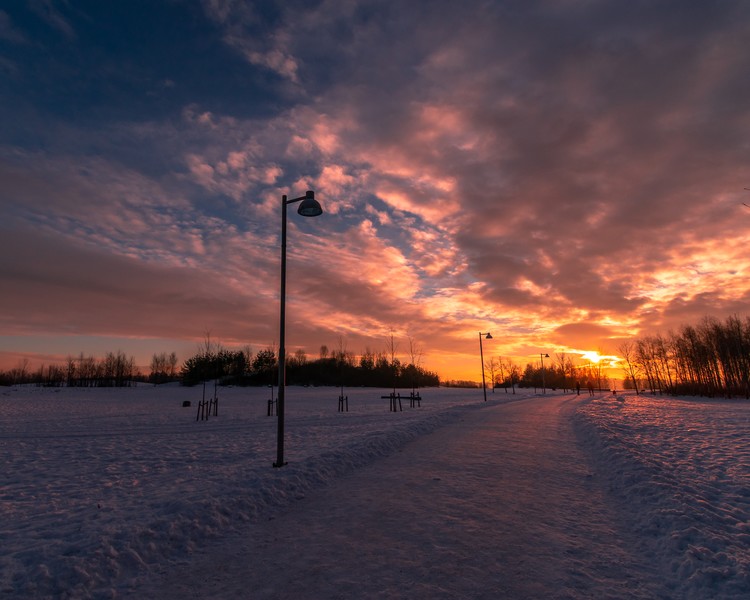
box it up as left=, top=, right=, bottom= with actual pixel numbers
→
left=574, top=393, right=750, bottom=599
left=0, top=384, right=486, bottom=599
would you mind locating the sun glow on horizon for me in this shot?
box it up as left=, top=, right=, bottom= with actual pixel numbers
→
left=579, top=350, right=602, bottom=363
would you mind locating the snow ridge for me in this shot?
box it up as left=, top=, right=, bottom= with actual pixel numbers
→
left=574, top=393, right=750, bottom=599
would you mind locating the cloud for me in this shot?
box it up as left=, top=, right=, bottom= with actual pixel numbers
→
left=0, top=224, right=285, bottom=350
left=201, top=0, right=299, bottom=82
left=551, top=322, right=620, bottom=350
left=3, top=1, right=750, bottom=379
left=30, top=0, right=76, bottom=39
left=0, top=10, right=27, bottom=44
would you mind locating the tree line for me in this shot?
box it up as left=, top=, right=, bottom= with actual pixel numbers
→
left=175, top=313, right=750, bottom=397
left=617, top=314, right=750, bottom=398
left=0, top=351, right=182, bottom=387
left=0, top=351, right=142, bottom=387
left=484, top=313, right=750, bottom=399
left=0, top=335, right=439, bottom=389
left=479, top=353, right=611, bottom=394
left=6, top=314, right=748, bottom=397
left=179, top=339, right=440, bottom=389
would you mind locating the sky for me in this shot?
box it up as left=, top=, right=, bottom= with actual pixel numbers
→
left=1, top=0, right=750, bottom=382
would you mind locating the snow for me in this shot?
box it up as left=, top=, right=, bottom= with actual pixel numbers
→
left=574, top=393, right=750, bottom=598
left=2, top=385, right=749, bottom=598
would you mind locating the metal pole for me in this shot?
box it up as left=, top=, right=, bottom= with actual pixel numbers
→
left=480, top=332, right=487, bottom=402
left=541, top=353, right=546, bottom=394
left=274, top=195, right=288, bottom=467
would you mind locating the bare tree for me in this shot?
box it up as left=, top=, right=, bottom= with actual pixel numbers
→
left=384, top=330, right=400, bottom=392
left=12, top=358, right=29, bottom=384
left=507, top=360, right=520, bottom=394
left=333, top=336, right=353, bottom=397
left=485, top=357, right=499, bottom=393
left=150, top=353, right=167, bottom=385
left=555, top=353, right=569, bottom=392
left=241, top=346, right=253, bottom=372
left=333, top=336, right=354, bottom=365
left=150, top=352, right=178, bottom=385
left=497, top=357, right=508, bottom=393
left=407, top=335, right=424, bottom=367
left=168, top=352, right=179, bottom=378
left=201, top=330, right=217, bottom=357
left=78, top=353, right=97, bottom=387
left=65, top=356, right=76, bottom=386
left=617, top=341, right=640, bottom=394
left=291, top=348, right=307, bottom=368
left=406, top=335, right=425, bottom=392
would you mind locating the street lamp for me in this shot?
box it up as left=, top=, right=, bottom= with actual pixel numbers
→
left=540, top=352, right=550, bottom=394
left=275, top=190, right=323, bottom=468
left=479, top=332, right=493, bottom=402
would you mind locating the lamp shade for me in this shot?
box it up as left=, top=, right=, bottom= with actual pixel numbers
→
left=485, top=332, right=493, bottom=339
left=297, top=191, right=323, bottom=217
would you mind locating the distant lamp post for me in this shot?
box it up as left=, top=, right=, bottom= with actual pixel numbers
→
left=275, top=190, right=323, bottom=468
left=540, top=353, right=550, bottom=394
left=479, top=332, right=493, bottom=402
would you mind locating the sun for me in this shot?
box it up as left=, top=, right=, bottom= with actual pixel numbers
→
left=580, top=350, right=602, bottom=363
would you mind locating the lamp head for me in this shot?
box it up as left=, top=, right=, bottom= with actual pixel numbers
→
left=297, top=190, right=323, bottom=217
left=485, top=332, right=493, bottom=339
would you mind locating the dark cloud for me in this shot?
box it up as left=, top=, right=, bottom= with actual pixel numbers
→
left=1, top=1, right=750, bottom=378
left=0, top=227, right=276, bottom=342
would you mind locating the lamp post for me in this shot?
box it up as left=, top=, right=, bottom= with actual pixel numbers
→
left=540, top=352, right=550, bottom=394
left=479, top=332, right=493, bottom=402
left=275, top=190, right=323, bottom=468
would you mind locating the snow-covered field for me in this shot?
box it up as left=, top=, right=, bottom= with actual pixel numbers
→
left=2, top=384, right=750, bottom=598
left=1, top=384, right=492, bottom=598
left=574, top=393, right=750, bottom=598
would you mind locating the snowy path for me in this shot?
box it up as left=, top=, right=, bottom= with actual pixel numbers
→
left=138, top=394, right=666, bottom=599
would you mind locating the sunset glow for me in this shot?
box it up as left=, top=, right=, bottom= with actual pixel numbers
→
left=2, top=2, right=750, bottom=382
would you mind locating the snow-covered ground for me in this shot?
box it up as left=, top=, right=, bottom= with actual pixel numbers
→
left=574, top=392, right=750, bottom=598
left=1, top=384, right=495, bottom=598
left=2, top=385, right=749, bottom=598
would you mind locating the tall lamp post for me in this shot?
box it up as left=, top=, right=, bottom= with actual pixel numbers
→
left=275, top=190, right=323, bottom=468
left=479, top=332, right=493, bottom=402
left=540, top=352, right=550, bottom=394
